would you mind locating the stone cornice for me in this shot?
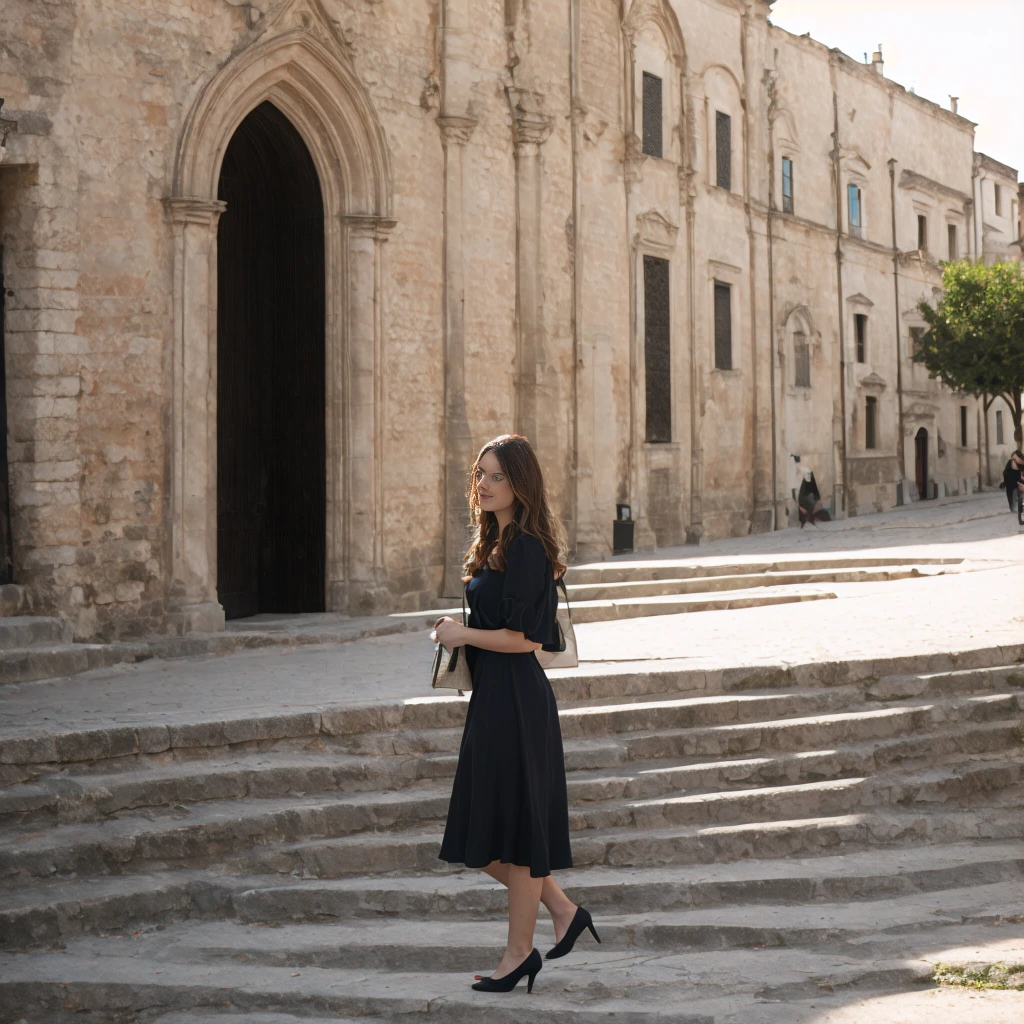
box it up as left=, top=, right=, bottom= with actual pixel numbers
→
left=0, top=99, right=17, bottom=150
left=899, top=168, right=971, bottom=207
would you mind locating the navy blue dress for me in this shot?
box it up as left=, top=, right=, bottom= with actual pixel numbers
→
left=439, top=533, right=573, bottom=878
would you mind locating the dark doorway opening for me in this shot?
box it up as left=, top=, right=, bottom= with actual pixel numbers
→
left=915, top=427, right=929, bottom=500
left=0, top=246, right=13, bottom=583
left=216, top=102, right=326, bottom=620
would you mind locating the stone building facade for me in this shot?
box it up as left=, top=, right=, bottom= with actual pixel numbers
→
left=0, top=0, right=1020, bottom=640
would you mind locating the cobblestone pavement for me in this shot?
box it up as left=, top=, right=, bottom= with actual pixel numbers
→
left=1, top=492, right=1021, bottom=739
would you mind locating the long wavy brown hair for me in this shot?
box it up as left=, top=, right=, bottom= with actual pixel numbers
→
left=462, top=434, right=567, bottom=581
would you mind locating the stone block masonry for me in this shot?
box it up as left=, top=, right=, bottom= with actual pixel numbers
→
left=0, top=0, right=1019, bottom=639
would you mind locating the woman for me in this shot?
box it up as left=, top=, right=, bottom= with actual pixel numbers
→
left=798, top=468, right=830, bottom=528
left=433, top=434, right=600, bottom=994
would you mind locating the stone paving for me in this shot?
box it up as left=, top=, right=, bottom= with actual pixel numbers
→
left=0, top=492, right=1020, bottom=740
left=0, top=492, right=1023, bottom=1023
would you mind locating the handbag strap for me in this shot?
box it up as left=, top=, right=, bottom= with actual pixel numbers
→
left=461, top=583, right=467, bottom=626
left=556, top=575, right=573, bottom=623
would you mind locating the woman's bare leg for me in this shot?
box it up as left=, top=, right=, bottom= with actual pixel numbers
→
left=488, top=864, right=543, bottom=979
left=483, top=861, right=579, bottom=943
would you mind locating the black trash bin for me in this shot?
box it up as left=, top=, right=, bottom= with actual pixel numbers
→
left=613, top=504, right=634, bottom=554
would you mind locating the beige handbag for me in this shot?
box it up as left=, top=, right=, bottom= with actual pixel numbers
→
left=431, top=587, right=473, bottom=693
left=536, top=578, right=578, bottom=670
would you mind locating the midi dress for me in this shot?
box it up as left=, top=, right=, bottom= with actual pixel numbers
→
left=438, top=532, right=573, bottom=879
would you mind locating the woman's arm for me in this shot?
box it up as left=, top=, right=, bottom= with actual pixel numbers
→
left=433, top=616, right=540, bottom=654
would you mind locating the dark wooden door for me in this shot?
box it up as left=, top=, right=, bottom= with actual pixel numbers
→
left=915, top=428, right=929, bottom=500
left=216, top=102, right=326, bottom=619
left=0, top=247, right=12, bottom=583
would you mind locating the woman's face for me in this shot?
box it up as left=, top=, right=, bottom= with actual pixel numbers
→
left=476, top=450, right=515, bottom=516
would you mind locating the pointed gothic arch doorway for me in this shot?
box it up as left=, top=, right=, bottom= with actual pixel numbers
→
left=915, top=427, right=929, bottom=500
left=216, top=101, right=326, bottom=619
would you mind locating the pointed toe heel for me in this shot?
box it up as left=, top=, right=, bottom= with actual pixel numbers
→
left=471, top=949, right=542, bottom=993
left=545, top=906, right=601, bottom=960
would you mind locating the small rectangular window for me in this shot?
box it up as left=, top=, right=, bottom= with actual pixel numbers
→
left=714, top=280, right=732, bottom=370
left=854, top=313, right=868, bottom=363
left=995, top=183, right=1003, bottom=216
left=643, top=255, right=671, bottom=443
left=716, top=111, right=732, bottom=191
left=948, top=223, right=958, bottom=260
left=917, top=214, right=927, bottom=251
left=794, top=334, right=810, bottom=388
left=848, top=183, right=862, bottom=233
left=782, top=157, right=794, bottom=214
left=996, top=409, right=1005, bottom=446
left=642, top=72, right=663, bottom=159
left=909, top=326, right=924, bottom=357
left=960, top=405, right=968, bottom=447
left=865, top=396, right=877, bottom=450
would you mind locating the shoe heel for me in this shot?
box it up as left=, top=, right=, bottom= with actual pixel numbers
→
left=588, top=921, right=602, bottom=944
left=527, top=971, right=538, bottom=994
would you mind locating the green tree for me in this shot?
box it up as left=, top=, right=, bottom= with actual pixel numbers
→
left=916, top=260, right=1024, bottom=447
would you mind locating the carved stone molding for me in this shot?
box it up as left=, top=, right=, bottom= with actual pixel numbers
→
left=343, top=214, right=397, bottom=240
left=512, top=112, right=553, bottom=148
left=164, top=196, right=227, bottom=227
left=634, top=208, right=679, bottom=255
left=625, top=131, right=645, bottom=185
left=859, top=372, right=888, bottom=393
left=437, top=115, right=478, bottom=147
left=0, top=99, right=17, bottom=153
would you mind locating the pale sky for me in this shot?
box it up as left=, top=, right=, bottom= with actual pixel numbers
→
left=770, top=0, right=1023, bottom=177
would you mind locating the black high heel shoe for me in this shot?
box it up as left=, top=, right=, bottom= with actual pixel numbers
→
left=545, top=905, right=601, bottom=960
left=471, top=948, right=542, bottom=993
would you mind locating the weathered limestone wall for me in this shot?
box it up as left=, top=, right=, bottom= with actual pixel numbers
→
left=0, top=0, right=1018, bottom=639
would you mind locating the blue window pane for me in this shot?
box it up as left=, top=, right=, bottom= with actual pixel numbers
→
left=782, top=157, right=793, bottom=213
left=848, top=184, right=861, bottom=228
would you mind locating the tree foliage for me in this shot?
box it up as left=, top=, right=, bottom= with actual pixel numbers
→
left=915, top=260, right=1024, bottom=443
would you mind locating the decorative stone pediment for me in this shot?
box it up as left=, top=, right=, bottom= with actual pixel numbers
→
left=635, top=208, right=679, bottom=253
left=838, top=146, right=871, bottom=176
left=846, top=292, right=874, bottom=307
left=859, top=372, right=887, bottom=392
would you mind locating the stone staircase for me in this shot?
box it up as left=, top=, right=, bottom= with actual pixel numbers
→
left=1, top=648, right=1023, bottom=1021
left=412, top=555, right=968, bottom=625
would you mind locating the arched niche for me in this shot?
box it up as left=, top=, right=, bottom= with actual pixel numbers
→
left=164, top=10, right=395, bottom=631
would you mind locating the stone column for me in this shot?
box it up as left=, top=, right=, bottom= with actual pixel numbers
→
left=164, top=197, right=227, bottom=634
left=510, top=106, right=553, bottom=446
left=439, top=115, right=477, bottom=595
left=337, top=215, right=395, bottom=614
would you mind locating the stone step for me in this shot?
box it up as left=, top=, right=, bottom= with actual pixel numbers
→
left=7, top=839, right=1019, bottom=952
left=232, top=840, right=1024, bottom=923
left=0, top=942, right=942, bottom=1022
left=105, top=881, right=1024, bottom=969
left=0, top=615, right=71, bottom=650
left=8, top=718, right=1015, bottom=829
left=340, top=687, right=865, bottom=756
left=418, top=585, right=836, bottom=626
left=3, top=650, right=1020, bottom=773
left=564, top=555, right=964, bottom=586
left=560, top=697, right=1021, bottom=770
left=565, top=565, right=945, bottom=602
left=231, top=802, right=1024, bottom=879
left=3, top=757, right=1020, bottom=888
left=0, top=640, right=151, bottom=687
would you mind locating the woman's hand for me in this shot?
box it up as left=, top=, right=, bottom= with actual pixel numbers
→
left=432, top=616, right=465, bottom=651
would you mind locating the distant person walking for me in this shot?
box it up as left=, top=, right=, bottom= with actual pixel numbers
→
left=1003, top=451, right=1024, bottom=513
left=798, top=468, right=831, bottom=528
